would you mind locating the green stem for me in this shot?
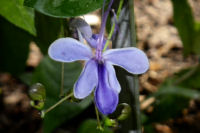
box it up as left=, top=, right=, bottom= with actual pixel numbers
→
left=95, top=105, right=103, bottom=131
left=44, top=92, right=73, bottom=115
left=60, top=63, right=65, bottom=97
left=129, top=0, right=141, bottom=132
left=103, top=0, right=124, bottom=52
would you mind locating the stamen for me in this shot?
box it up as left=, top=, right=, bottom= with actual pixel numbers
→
left=103, top=0, right=124, bottom=51
left=96, top=0, right=114, bottom=59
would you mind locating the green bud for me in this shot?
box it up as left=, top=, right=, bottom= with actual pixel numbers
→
left=117, top=103, right=131, bottom=121
left=104, top=117, right=117, bottom=127
left=29, top=83, right=46, bottom=110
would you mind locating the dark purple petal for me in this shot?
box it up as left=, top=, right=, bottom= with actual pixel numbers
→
left=48, top=38, right=92, bottom=62
left=70, top=18, right=92, bottom=38
left=95, top=63, right=119, bottom=115
left=103, top=48, right=149, bottom=74
left=74, top=59, right=98, bottom=99
left=105, top=61, right=121, bottom=93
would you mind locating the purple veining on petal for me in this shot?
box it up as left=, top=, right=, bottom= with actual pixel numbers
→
left=48, top=38, right=93, bottom=62
left=103, top=47, right=149, bottom=74
left=95, top=63, right=119, bottom=115
left=74, top=59, right=98, bottom=99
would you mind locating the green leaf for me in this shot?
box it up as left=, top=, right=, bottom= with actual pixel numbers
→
left=31, top=56, right=92, bottom=133
left=0, top=16, right=33, bottom=75
left=171, top=0, right=195, bottom=55
left=193, top=22, right=200, bottom=54
left=175, top=66, right=200, bottom=89
left=154, top=85, right=200, bottom=100
left=34, top=11, right=63, bottom=54
left=0, top=0, right=36, bottom=35
left=77, top=119, right=113, bottom=133
left=24, top=0, right=105, bottom=18
left=147, top=84, right=200, bottom=123
left=145, top=67, right=200, bottom=123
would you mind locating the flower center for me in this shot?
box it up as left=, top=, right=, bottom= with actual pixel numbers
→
left=95, top=36, right=104, bottom=61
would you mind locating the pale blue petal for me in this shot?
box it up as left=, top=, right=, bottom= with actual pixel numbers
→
left=103, top=48, right=149, bottom=74
left=48, top=38, right=92, bottom=62
left=105, top=61, right=121, bottom=93
left=71, top=18, right=92, bottom=38
left=95, top=63, right=119, bottom=115
left=84, top=35, right=97, bottom=48
left=74, top=59, right=98, bottom=99
left=77, top=29, right=84, bottom=43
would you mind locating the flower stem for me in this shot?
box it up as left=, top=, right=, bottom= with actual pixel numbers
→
left=103, top=0, right=124, bottom=52
left=60, top=62, right=65, bottom=97
left=43, top=92, right=73, bottom=115
left=95, top=105, right=104, bottom=131
left=128, top=0, right=142, bottom=131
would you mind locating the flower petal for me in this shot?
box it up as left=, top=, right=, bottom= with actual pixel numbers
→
left=74, top=59, right=98, bottom=99
left=105, top=61, right=121, bottom=93
left=77, top=29, right=84, bottom=43
left=48, top=38, right=92, bottom=62
left=95, top=63, right=119, bottom=115
left=103, top=48, right=149, bottom=74
left=85, top=34, right=107, bottom=49
left=70, top=18, right=92, bottom=38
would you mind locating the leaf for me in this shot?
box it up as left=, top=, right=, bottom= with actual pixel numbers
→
left=154, top=85, right=200, bottom=100
left=24, top=0, right=105, bottom=18
left=31, top=56, right=92, bottom=133
left=171, top=0, right=196, bottom=55
left=147, top=84, right=200, bottom=123
left=0, top=0, right=36, bottom=35
left=175, top=66, right=200, bottom=89
left=0, top=16, right=33, bottom=75
left=34, top=11, right=63, bottom=54
left=193, top=22, right=200, bottom=54
left=77, top=119, right=113, bottom=133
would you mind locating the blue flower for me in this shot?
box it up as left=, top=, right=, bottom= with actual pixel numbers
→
left=48, top=0, right=149, bottom=115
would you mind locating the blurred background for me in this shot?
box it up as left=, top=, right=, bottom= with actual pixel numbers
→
left=0, top=0, right=200, bottom=133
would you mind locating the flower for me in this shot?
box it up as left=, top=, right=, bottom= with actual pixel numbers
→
left=48, top=0, right=149, bottom=115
